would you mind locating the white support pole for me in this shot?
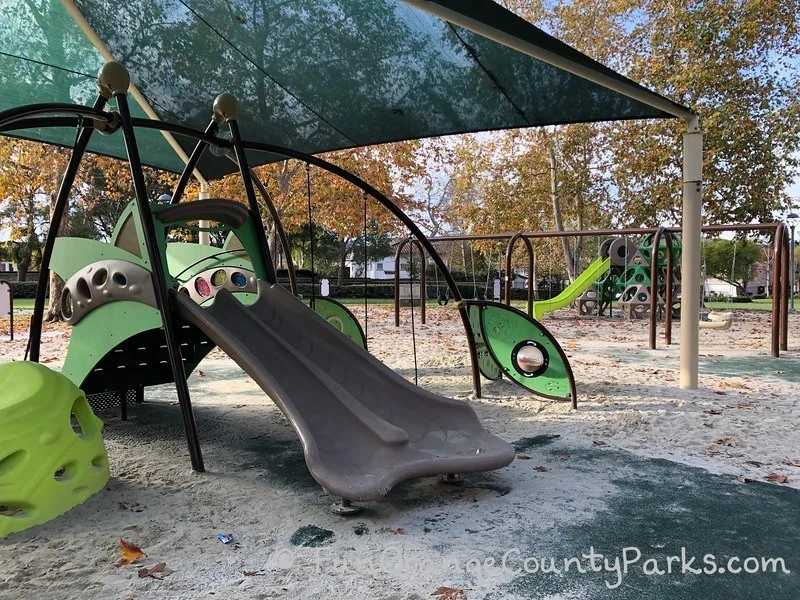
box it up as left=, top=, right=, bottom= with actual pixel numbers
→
left=680, top=116, right=702, bottom=389
left=60, top=0, right=209, bottom=189
left=198, top=183, right=211, bottom=245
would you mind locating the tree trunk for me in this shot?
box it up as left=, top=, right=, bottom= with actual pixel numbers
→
left=338, top=240, right=349, bottom=287
left=549, top=147, right=575, bottom=280
left=45, top=190, right=69, bottom=322
left=16, top=254, right=29, bottom=282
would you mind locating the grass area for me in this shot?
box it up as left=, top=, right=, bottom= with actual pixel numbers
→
left=705, top=299, right=773, bottom=311
left=13, top=298, right=37, bottom=310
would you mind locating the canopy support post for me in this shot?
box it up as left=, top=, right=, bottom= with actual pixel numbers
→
left=680, top=116, right=702, bottom=389
left=198, top=183, right=211, bottom=245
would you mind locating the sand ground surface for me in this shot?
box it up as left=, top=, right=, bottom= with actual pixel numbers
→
left=0, top=305, right=798, bottom=599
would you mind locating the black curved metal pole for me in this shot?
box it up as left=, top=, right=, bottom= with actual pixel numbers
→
left=115, top=93, right=205, bottom=472
left=248, top=168, right=298, bottom=296
left=227, top=120, right=276, bottom=284
left=240, top=140, right=480, bottom=396
left=504, top=233, right=534, bottom=317
left=0, top=103, right=114, bottom=131
left=28, top=95, right=107, bottom=363
left=170, top=120, right=218, bottom=204
left=394, top=237, right=426, bottom=326
left=0, top=116, right=83, bottom=133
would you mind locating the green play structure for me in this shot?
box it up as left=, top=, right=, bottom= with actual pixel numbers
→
left=577, top=233, right=682, bottom=319
left=0, top=362, right=109, bottom=538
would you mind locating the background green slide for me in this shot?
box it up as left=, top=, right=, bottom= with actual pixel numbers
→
left=531, top=257, right=611, bottom=319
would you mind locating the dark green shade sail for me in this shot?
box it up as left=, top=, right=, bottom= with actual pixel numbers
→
left=0, top=0, right=688, bottom=178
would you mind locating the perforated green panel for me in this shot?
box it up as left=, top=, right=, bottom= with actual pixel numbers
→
left=310, top=298, right=366, bottom=349
left=478, top=303, right=575, bottom=401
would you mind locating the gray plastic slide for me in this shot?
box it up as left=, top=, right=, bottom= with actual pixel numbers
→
left=174, top=281, right=515, bottom=501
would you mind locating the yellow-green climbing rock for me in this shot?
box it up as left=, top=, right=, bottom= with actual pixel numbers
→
left=0, top=362, right=109, bottom=538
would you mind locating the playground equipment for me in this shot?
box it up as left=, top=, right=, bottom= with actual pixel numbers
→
left=535, top=256, right=611, bottom=320
left=430, top=224, right=790, bottom=354
left=393, top=236, right=577, bottom=405
left=0, top=362, right=109, bottom=538
left=3, top=63, right=525, bottom=509
left=578, top=232, right=682, bottom=321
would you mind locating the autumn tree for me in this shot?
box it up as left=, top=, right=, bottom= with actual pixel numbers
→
left=0, top=139, right=68, bottom=283
left=703, top=238, right=764, bottom=295
left=606, top=0, right=800, bottom=225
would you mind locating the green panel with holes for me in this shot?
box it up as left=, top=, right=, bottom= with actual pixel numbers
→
left=468, top=304, right=502, bottom=381
left=310, top=298, right=366, bottom=349
left=478, top=303, right=575, bottom=401
left=0, top=362, right=109, bottom=538
left=61, top=301, right=162, bottom=387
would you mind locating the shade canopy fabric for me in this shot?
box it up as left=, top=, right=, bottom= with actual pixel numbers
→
left=0, top=0, right=689, bottom=179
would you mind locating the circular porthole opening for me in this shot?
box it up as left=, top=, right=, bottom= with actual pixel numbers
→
left=195, top=277, right=212, bottom=298
left=91, top=268, right=108, bottom=286
left=61, top=289, right=74, bottom=320
left=112, top=272, right=127, bottom=287
left=511, top=340, right=549, bottom=378
left=211, top=269, right=227, bottom=287
left=327, top=316, right=344, bottom=331
left=230, top=272, right=248, bottom=288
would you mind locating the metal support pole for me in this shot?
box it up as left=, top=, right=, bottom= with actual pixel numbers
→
left=198, top=184, right=211, bottom=246
left=679, top=118, right=702, bottom=389
left=648, top=227, right=665, bottom=350
left=790, top=223, right=796, bottom=312
left=771, top=224, right=783, bottom=358
left=505, top=233, right=534, bottom=316
left=28, top=94, right=106, bottom=363
left=664, top=233, right=675, bottom=346
left=104, top=63, right=205, bottom=472
left=781, top=230, right=789, bottom=351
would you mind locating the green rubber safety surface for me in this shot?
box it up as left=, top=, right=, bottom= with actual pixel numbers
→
left=310, top=298, right=366, bottom=349
left=468, top=304, right=502, bottom=381
left=477, top=303, right=575, bottom=401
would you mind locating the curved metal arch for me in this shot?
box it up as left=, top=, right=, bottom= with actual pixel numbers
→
left=0, top=103, right=115, bottom=130
left=394, top=237, right=427, bottom=327
left=648, top=227, right=676, bottom=349
left=504, top=232, right=535, bottom=317
left=239, top=140, right=480, bottom=396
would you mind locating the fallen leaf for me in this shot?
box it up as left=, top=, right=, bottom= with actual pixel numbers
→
left=232, top=404, right=246, bottom=409
left=714, top=391, right=726, bottom=396
left=533, top=466, right=548, bottom=472
left=515, top=453, right=531, bottom=460
left=375, top=527, right=405, bottom=535
left=765, top=473, right=788, bottom=484
left=712, top=437, right=734, bottom=447
left=703, top=409, right=722, bottom=415
left=138, top=563, right=167, bottom=580
left=737, top=476, right=755, bottom=484
left=744, top=460, right=764, bottom=467
left=243, top=570, right=265, bottom=577
left=736, top=402, right=753, bottom=409
left=432, top=587, right=467, bottom=600
left=116, top=540, right=144, bottom=566
left=555, top=453, right=571, bottom=461
left=593, top=440, right=606, bottom=446
left=197, top=370, right=205, bottom=377
left=782, top=459, right=800, bottom=468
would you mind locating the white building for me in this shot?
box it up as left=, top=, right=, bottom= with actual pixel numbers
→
left=348, top=256, right=409, bottom=280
